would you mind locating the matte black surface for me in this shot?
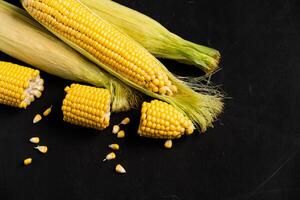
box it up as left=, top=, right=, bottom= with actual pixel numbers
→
left=1, top=0, right=299, bottom=199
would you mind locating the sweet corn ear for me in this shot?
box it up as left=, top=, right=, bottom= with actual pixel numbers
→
left=138, top=100, right=195, bottom=139
left=62, top=84, right=111, bottom=130
left=0, top=61, right=44, bottom=108
left=22, top=0, right=177, bottom=96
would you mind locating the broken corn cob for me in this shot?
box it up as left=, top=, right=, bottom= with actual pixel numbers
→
left=0, top=61, right=44, bottom=108
left=22, top=0, right=177, bottom=96
left=62, top=84, right=111, bottom=130
left=0, top=1, right=138, bottom=112
left=138, top=100, right=195, bottom=139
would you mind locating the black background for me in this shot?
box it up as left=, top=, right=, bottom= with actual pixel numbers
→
left=0, top=0, right=299, bottom=199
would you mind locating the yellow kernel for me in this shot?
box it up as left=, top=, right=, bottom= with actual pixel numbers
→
left=33, top=114, right=42, bottom=124
left=164, top=140, right=173, bottom=149
left=29, top=137, right=40, bottom=144
left=103, top=152, right=116, bottom=161
left=34, top=145, right=48, bottom=154
left=23, top=158, right=32, bottom=166
left=120, top=117, right=130, bottom=125
left=108, top=144, right=119, bottom=150
left=43, top=106, right=52, bottom=116
left=117, top=130, right=125, bottom=138
left=115, top=164, right=126, bottom=174
left=112, top=125, right=120, bottom=134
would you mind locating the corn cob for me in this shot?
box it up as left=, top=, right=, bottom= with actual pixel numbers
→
left=22, top=0, right=177, bottom=96
left=62, top=84, right=111, bottom=130
left=138, top=100, right=194, bottom=139
left=81, top=0, right=220, bottom=74
left=22, top=0, right=224, bottom=132
left=0, top=1, right=138, bottom=112
left=0, top=61, right=44, bottom=108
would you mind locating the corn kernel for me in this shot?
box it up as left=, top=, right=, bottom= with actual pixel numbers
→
left=120, top=117, right=130, bottom=125
left=115, top=164, right=126, bottom=174
left=29, top=137, right=40, bottom=144
left=34, top=145, right=48, bottom=154
left=117, top=130, right=125, bottom=138
left=112, top=125, right=120, bottom=134
left=108, top=144, right=119, bottom=150
left=103, top=152, right=116, bottom=161
left=164, top=140, right=173, bottom=149
left=33, top=114, right=42, bottom=124
left=23, top=158, right=32, bottom=166
left=43, top=106, right=52, bottom=116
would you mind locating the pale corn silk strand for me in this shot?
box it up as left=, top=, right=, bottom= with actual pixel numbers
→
left=80, top=0, right=220, bottom=74
left=0, top=0, right=139, bottom=112
left=22, top=0, right=224, bottom=132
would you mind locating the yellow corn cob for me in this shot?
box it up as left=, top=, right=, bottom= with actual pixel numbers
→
left=21, top=0, right=224, bottom=132
left=22, top=0, right=177, bottom=96
left=138, top=100, right=194, bottom=139
left=81, top=0, right=220, bottom=74
left=62, top=84, right=111, bottom=130
left=0, top=1, right=138, bottom=112
left=0, top=61, right=44, bottom=108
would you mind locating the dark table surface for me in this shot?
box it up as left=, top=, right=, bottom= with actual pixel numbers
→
left=1, top=0, right=300, bottom=199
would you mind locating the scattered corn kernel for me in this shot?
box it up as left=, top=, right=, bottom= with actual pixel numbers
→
left=117, top=130, right=125, bottom=138
left=33, top=114, right=42, bottom=124
left=115, top=164, right=126, bottom=174
left=34, top=145, right=48, bottom=154
left=43, top=106, right=52, bottom=116
left=112, top=125, right=120, bottom=134
left=103, top=152, right=116, bottom=161
left=164, top=140, right=173, bottom=149
left=23, top=158, right=32, bottom=166
left=120, top=117, right=130, bottom=125
left=108, top=144, right=120, bottom=150
left=29, top=137, right=40, bottom=144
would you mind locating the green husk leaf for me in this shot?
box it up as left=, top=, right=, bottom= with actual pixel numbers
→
left=21, top=0, right=224, bottom=132
left=0, top=0, right=139, bottom=112
left=80, top=0, right=220, bottom=74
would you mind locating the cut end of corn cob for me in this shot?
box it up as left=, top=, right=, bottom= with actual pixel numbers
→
left=0, top=61, right=44, bottom=108
left=138, top=100, right=195, bottom=139
left=62, top=83, right=111, bottom=130
left=22, top=0, right=177, bottom=96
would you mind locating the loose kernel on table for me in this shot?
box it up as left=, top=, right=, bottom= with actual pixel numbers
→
left=29, top=137, right=40, bottom=144
left=164, top=140, right=173, bottom=149
left=115, top=164, right=126, bottom=174
left=112, top=125, right=120, bottom=134
left=23, top=158, right=32, bottom=166
left=33, top=114, right=42, bottom=124
left=103, top=152, right=116, bottom=161
left=117, top=130, right=125, bottom=138
left=120, top=117, right=130, bottom=125
left=108, top=144, right=119, bottom=150
left=34, top=145, right=48, bottom=154
left=43, top=106, right=52, bottom=116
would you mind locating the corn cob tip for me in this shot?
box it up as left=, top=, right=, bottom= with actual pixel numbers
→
left=138, top=100, right=195, bottom=139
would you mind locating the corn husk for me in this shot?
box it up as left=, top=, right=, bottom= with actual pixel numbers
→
left=22, top=0, right=224, bottom=132
left=0, top=1, right=139, bottom=112
left=80, top=0, right=220, bottom=74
